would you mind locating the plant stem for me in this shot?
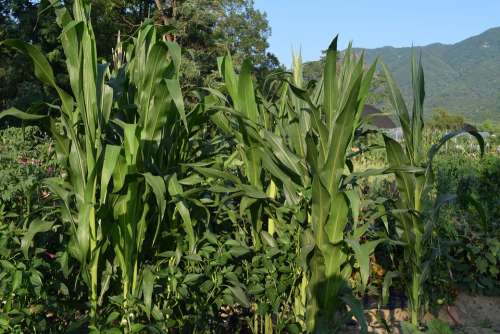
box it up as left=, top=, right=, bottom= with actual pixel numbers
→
left=89, top=209, right=98, bottom=323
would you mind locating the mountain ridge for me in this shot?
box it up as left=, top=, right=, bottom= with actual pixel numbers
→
left=303, top=27, right=500, bottom=123
left=358, top=26, right=500, bottom=50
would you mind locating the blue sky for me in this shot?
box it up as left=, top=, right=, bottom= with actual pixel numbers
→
left=254, top=0, right=500, bottom=66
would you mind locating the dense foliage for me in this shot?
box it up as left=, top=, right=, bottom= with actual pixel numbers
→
left=0, top=126, right=55, bottom=211
left=0, top=1, right=498, bottom=333
left=430, top=155, right=500, bottom=297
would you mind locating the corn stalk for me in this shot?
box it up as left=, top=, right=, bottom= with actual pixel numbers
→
left=208, top=38, right=379, bottom=333
left=210, top=55, right=268, bottom=249
left=0, top=0, right=109, bottom=320
left=294, top=39, right=376, bottom=333
left=381, top=54, right=485, bottom=325
left=0, top=1, right=195, bottom=326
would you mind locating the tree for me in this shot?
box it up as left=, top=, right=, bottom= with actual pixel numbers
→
left=152, top=0, right=280, bottom=85
left=0, top=0, right=280, bottom=115
left=0, top=0, right=63, bottom=113
left=427, top=107, right=466, bottom=131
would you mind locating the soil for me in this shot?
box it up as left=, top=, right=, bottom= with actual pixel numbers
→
left=443, top=293, right=500, bottom=334
left=347, top=293, right=500, bottom=333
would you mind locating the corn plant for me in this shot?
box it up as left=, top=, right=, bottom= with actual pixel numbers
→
left=0, top=0, right=201, bottom=327
left=381, top=54, right=485, bottom=325
left=289, top=39, right=378, bottom=333
left=207, top=38, right=381, bottom=333
left=215, top=55, right=267, bottom=250
left=258, top=40, right=379, bottom=332
left=0, top=0, right=110, bottom=320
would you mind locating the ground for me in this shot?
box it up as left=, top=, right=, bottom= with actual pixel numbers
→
left=347, top=293, right=500, bottom=333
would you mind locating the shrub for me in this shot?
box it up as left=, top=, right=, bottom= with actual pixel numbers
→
left=427, top=154, right=500, bottom=301
left=0, top=126, right=56, bottom=212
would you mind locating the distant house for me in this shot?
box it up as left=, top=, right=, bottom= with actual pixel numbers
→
left=362, top=105, right=403, bottom=141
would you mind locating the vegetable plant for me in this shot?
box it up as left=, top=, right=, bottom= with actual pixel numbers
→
left=381, top=54, right=484, bottom=325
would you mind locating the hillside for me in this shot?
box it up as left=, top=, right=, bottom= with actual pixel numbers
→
left=303, top=27, right=500, bottom=123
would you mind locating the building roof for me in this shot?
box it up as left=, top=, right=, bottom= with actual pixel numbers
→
left=362, top=105, right=398, bottom=129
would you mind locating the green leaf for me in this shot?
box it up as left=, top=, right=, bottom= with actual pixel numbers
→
left=325, top=192, right=349, bottom=245
left=21, top=220, right=55, bottom=259
left=144, top=173, right=167, bottom=245
left=166, top=41, right=181, bottom=75
left=428, top=126, right=485, bottom=167
left=237, top=184, right=267, bottom=199
left=383, top=135, right=415, bottom=207
left=219, top=55, right=239, bottom=108
left=151, top=305, right=164, bottom=321
left=130, top=323, right=146, bottom=333
left=427, top=319, right=453, bottom=334
left=261, top=231, right=277, bottom=248
left=322, top=73, right=362, bottom=194
left=347, top=239, right=384, bottom=291
left=0, top=107, right=47, bottom=121
left=192, top=166, right=240, bottom=184
left=323, top=35, right=338, bottom=126
left=228, top=286, right=250, bottom=307
left=381, top=61, right=412, bottom=153
left=12, top=270, right=23, bottom=292
left=57, top=251, right=70, bottom=279
left=263, top=130, right=303, bottom=177
left=382, top=271, right=399, bottom=306
left=142, top=266, right=154, bottom=319
left=176, top=200, right=195, bottom=251
left=410, top=53, right=425, bottom=163
left=345, top=189, right=360, bottom=224
left=166, top=78, right=187, bottom=130
left=100, top=145, right=121, bottom=204
left=311, top=176, right=330, bottom=248
left=401, top=321, right=423, bottom=334
left=183, top=274, right=203, bottom=285
left=2, top=39, right=74, bottom=115
left=240, top=196, right=258, bottom=218
left=106, top=311, right=120, bottom=325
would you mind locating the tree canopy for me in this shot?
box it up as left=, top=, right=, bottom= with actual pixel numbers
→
left=0, top=0, right=280, bottom=113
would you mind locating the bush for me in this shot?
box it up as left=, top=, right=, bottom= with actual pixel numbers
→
left=434, top=154, right=500, bottom=224
left=0, top=126, right=82, bottom=332
left=427, top=154, right=500, bottom=303
left=0, top=126, right=57, bottom=212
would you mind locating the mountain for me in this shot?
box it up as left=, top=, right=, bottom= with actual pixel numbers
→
left=303, top=27, right=500, bottom=123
